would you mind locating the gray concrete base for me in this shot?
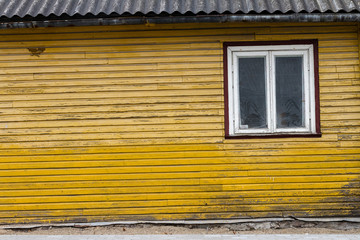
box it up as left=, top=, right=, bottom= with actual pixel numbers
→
left=3, top=218, right=360, bottom=229
left=0, top=235, right=359, bottom=240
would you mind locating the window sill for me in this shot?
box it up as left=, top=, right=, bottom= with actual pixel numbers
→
left=225, top=133, right=322, bottom=139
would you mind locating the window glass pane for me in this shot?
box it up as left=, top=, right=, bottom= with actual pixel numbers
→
left=275, top=56, right=304, bottom=128
left=238, top=57, right=267, bottom=129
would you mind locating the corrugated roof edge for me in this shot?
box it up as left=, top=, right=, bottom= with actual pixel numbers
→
left=1, top=13, right=360, bottom=29
left=1, top=0, right=360, bottom=19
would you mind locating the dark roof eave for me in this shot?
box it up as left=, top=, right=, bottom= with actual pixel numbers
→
left=1, top=13, right=360, bottom=29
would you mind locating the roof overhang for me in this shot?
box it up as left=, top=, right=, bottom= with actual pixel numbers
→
left=1, top=13, right=360, bottom=29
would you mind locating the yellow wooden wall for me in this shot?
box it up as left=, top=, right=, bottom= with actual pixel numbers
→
left=0, top=22, right=358, bottom=224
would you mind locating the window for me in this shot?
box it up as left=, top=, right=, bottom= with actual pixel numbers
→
left=224, top=40, right=320, bottom=138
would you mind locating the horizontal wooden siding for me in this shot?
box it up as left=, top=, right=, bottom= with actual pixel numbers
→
left=0, top=22, right=358, bottom=224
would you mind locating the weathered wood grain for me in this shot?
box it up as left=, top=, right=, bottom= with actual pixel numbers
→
left=0, top=22, right=358, bottom=224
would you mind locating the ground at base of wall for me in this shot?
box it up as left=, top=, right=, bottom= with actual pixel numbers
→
left=1, top=221, right=360, bottom=235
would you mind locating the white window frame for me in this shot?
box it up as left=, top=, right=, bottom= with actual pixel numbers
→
left=227, top=44, right=316, bottom=136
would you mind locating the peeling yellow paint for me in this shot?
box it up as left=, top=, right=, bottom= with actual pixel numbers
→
left=0, top=22, right=359, bottom=224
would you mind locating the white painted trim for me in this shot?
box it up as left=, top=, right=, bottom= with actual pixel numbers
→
left=231, top=51, right=270, bottom=134
left=227, top=47, right=235, bottom=135
left=227, top=44, right=316, bottom=136
left=272, top=50, right=310, bottom=133
left=229, top=44, right=314, bottom=52
left=308, top=45, right=316, bottom=133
